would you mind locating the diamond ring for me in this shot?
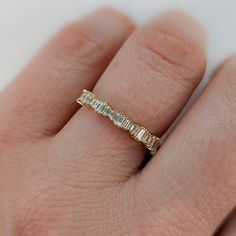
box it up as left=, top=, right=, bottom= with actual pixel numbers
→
left=77, top=89, right=161, bottom=155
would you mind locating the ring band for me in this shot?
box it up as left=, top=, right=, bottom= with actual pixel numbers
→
left=77, top=89, right=161, bottom=155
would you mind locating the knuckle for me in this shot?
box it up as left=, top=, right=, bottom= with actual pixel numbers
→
left=133, top=25, right=206, bottom=86
left=54, top=22, right=110, bottom=69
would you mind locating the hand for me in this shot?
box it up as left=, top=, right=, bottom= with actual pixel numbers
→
left=0, top=8, right=235, bottom=236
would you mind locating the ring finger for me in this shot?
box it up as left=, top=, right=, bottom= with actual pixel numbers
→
left=56, top=10, right=206, bottom=181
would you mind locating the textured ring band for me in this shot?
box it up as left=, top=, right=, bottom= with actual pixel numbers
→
left=77, top=89, right=161, bottom=155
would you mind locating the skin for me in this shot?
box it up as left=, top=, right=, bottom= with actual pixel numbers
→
left=0, top=7, right=235, bottom=236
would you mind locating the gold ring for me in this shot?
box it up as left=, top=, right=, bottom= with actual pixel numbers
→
left=77, top=89, right=161, bottom=155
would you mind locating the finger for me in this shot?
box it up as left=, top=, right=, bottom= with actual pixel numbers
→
left=57, top=10, right=206, bottom=181
left=0, top=8, right=134, bottom=140
left=137, top=56, right=236, bottom=235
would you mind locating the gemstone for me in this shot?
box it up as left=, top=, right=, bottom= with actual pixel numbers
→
left=100, top=103, right=107, bottom=114
left=112, top=112, right=125, bottom=127
left=91, top=99, right=96, bottom=106
left=78, top=93, right=86, bottom=104
left=85, top=94, right=93, bottom=103
left=80, top=90, right=91, bottom=103
left=142, top=132, right=150, bottom=144
left=136, top=128, right=146, bottom=141
left=95, top=102, right=105, bottom=113
left=128, top=124, right=135, bottom=132
left=91, top=99, right=101, bottom=110
left=147, top=136, right=155, bottom=148
left=121, top=117, right=131, bottom=130
left=147, top=136, right=160, bottom=151
left=108, top=108, right=114, bottom=119
left=130, top=125, right=141, bottom=136
left=102, top=105, right=111, bottom=116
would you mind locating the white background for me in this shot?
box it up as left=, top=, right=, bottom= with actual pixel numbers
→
left=0, top=0, right=236, bottom=91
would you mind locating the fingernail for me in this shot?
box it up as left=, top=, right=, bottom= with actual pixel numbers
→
left=156, top=9, right=207, bottom=50
left=79, top=7, right=135, bottom=45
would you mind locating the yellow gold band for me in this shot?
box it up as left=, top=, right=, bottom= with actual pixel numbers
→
left=77, top=89, right=160, bottom=155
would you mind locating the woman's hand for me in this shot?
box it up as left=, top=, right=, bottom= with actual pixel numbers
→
left=0, top=8, right=235, bottom=236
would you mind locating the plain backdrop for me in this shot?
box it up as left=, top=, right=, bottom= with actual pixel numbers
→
left=0, top=0, right=236, bottom=95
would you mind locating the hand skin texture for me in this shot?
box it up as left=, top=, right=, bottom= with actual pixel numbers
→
left=0, top=8, right=235, bottom=236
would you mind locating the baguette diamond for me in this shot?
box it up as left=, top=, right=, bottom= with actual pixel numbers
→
left=136, top=128, right=146, bottom=141
left=77, top=89, right=160, bottom=155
